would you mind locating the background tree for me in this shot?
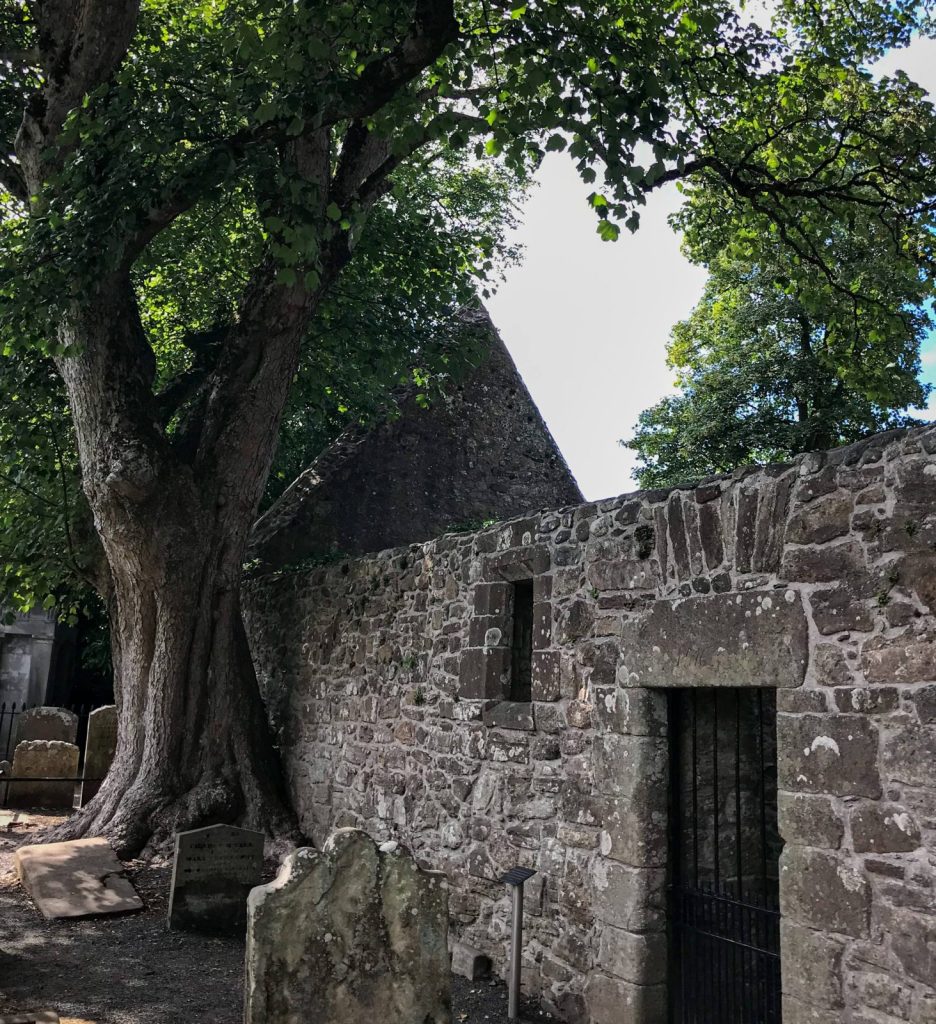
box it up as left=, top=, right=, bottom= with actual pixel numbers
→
left=626, top=253, right=932, bottom=488
left=626, top=59, right=936, bottom=488
left=1, top=0, right=934, bottom=854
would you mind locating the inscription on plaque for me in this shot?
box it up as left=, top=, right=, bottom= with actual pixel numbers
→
left=168, top=823, right=264, bottom=934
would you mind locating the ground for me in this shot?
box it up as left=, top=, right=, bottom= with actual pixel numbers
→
left=0, top=812, right=557, bottom=1024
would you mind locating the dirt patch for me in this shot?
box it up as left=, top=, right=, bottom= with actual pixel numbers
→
left=0, top=812, right=556, bottom=1024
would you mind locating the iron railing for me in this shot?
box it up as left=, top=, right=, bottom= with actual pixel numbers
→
left=668, top=687, right=783, bottom=1024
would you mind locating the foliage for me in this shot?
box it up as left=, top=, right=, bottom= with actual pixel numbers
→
left=0, top=0, right=934, bottom=600
left=626, top=226, right=933, bottom=489
left=0, top=351, right=99, bottom=621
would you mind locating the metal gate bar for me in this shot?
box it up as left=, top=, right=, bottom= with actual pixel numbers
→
left=668, top=687, right=782, bottom=1024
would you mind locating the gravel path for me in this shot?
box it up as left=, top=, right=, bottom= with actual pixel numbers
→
left=0, top=811, right=555, bottom=1024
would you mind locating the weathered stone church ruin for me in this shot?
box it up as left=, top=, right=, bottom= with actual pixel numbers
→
left=243, top=317, right=936, bottom=1024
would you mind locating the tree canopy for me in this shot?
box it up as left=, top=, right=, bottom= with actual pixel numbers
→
left=2, top=0, right=936, bottom=851
left=625, top=51, right=936, bottom=489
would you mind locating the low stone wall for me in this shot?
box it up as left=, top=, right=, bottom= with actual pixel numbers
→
left=244, top=425, right=936, bottom=1024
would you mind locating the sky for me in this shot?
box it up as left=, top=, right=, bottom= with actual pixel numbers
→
left=486, top=35, right=936, bottom=502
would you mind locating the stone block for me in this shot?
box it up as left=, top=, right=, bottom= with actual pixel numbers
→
left=810, top=586, right=874, bottom=636
left=780, top=540, right=864, bottom=584
left=450, top=941, right=491, bottom=981
left=781, top=996, right=847, bottom=1024
left=780, top=920, right=845, bottom=1008
left=880, top=720, right=936, bottom=788
left=15, top=706, right=78, bottom=745
left=168, top=823, right=265, bottom=933
left=584, top=972, right=666, bottom=1024
left=912, top=684, right=936, bottom=723
left=845, top=970, right=913, bottom=1020
left=79, top=704, right=117, bottom=806
left=619, top=591, right=808, bottom=689
left=15, top=837, right=143, bottom=919
left=597, top=926, right=666, bottom=985
left=777, top=714, right=881, bottom=798
left=472, top=582, right=510, bottom=616
left=862, top=632, right=936, bottom=684
left=555, top=599, right=594, bottom=644
left=812, top=644, right=853, bottom=687
left=531, top=650, right=561, bottom=701
left=786, top=494, right=853, bottom=546
left=832, top=687, right=898, bottom=714
left=889, top=907, right=936, bottom=987
left=459, top=647, right=509, bottom=700
left=779, top=846, right=870, bottom=937
left=592, top=686, right=667, bottom=737
left=245, top=830, right=449, bottom=1024
left=778, top=793, right=844, bottom=849
left=591, top=860, right=666, bottom=933
left=9, top=741, right=79, bottom=809
left=849, top=803, right=921, bottom=853
left=481, top=701, right=534, bottom=731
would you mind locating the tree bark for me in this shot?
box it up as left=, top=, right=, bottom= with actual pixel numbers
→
left=48, top=269, right=310, bottom=857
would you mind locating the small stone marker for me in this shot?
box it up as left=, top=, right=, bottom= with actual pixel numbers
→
left=79, top=704, right=117, bottom=805
left=245, top=828, right=450, bottom=1024
left=167, top=823, right=264, bottom=933
left=9, top=741, right=78, bottom=808
left=15, top=707, right=78, bottom=746
left=15, top=837, right=143, bottom=919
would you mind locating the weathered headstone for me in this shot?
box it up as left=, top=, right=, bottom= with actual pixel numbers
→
left=15, top=837, right=143, bottom=919
left=9, top=741, right=78, bottom=808
left=0, top=1012, right=60, bottom=1023
left=167, top=823, right=264, bottom=933
left=78, top=704, right=117, bottom=806
left=244, top=829, right=450, bottom=1024
left=15, top=707, right=78, bottom=746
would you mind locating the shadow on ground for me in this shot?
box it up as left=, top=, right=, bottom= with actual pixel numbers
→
left=1, top=812, right=555, bottom=1024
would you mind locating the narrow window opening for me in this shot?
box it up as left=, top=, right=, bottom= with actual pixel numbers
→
left=509, top=579, right=534, bottom=701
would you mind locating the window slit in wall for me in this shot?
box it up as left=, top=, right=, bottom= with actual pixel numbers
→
left=509, top=579, right=534, bottom=702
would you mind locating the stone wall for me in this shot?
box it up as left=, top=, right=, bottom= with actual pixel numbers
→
left=244, top=425, right=936, bottom=1024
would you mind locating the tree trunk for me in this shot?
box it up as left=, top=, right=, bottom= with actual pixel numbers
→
left=48, top=270, right=309, bottom=857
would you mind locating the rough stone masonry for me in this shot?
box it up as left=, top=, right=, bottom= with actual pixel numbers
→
left=244, top=424, right=936, bottom=1024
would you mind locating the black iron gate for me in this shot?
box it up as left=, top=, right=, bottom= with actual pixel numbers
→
left=668, top=688, right=782, bottom=1024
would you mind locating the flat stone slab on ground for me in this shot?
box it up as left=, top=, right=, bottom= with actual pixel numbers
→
left=14, top=837, right=143, bottom=920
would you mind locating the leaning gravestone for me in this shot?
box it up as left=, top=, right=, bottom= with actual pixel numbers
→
left=167, top=823, right=264, bottom=933
left=15, top=707, right=78, bottom=746
left=9, top=741, right=78, bottom=808
left=15, top=837, right=142, bottom=920
left=79, top=704, right=117, bottom=805
left=245, top=829, right=450, bottom=1024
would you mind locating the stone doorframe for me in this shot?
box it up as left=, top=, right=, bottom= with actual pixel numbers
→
left=586, top=589, right=808, bottom=1023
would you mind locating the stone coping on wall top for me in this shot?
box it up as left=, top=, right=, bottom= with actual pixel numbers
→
left=243, top=422, right=935, bottom=589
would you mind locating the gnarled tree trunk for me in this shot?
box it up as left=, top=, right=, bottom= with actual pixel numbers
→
left=49, top=268, right=312, bottom=856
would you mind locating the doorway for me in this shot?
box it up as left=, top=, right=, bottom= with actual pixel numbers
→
left=667, top=687, right=783, bottom=1024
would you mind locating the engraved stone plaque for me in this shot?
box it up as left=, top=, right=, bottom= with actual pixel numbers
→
left=168, top=823, right=264, bottom=934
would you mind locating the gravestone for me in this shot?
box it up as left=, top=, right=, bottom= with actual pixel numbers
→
left=167, top=823, right=264, bottom=933
left=15, top=837, right=142, bottom=919
left=244, top=829, right=450, bottom=1024
left=79, top=705, right=117, bottom=805
left=15, top=707, right=78, bottom=746
left=9, top=741, right=78, bottom=808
